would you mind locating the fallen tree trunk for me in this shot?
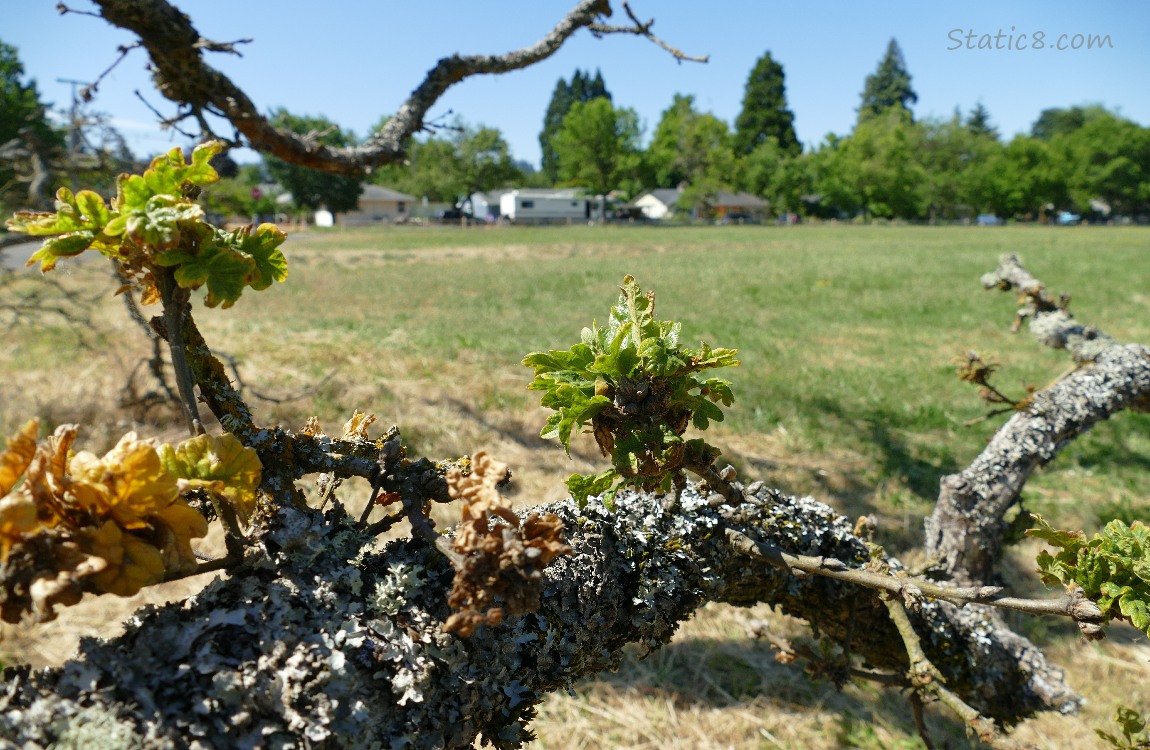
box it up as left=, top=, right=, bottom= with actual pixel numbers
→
left=1, top=483, right=1077, bottom=749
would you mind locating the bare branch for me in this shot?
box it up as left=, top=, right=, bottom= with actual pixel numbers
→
left=589, top=1, right=709, bottom=63
left=725, top=528, right=1106, bottom=627
left=90, top=0, right=616, bottom=174
left=82, top=42, right=141, bottom=103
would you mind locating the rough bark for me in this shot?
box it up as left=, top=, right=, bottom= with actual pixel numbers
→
left=0, top=484, right=1077, bottom=749
left=924, top=254, right=1150, bottom=584
left=87, top=0, right=612, bottom=175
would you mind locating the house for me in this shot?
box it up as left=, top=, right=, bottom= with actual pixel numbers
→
left=631, top=188, right=684, bottom=220
left=630, top=188, right=770, bottom=222
left=341, top=185, right=416, bottom=226
left=708, top=191, right=769, bottom=222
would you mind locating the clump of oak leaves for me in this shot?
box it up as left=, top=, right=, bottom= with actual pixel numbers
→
left=1028, top=514, right=1150, bottom=640
left=0, top=420, right=259, bottom=623
left=7, top=140, right=287, bottom=308
left=523, top=275, right=738, bottom=506
left=443, top=451, right=571, bottom=636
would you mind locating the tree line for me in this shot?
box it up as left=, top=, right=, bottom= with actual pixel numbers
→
left=4, top=36, right=1148, bottom=224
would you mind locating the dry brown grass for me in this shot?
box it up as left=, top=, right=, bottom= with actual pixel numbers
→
left=1, top=228, right=1147, bottom=749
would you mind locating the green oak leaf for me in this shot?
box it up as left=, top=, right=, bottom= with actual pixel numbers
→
left=230, top=223, right=288, bottom=291
left=144, top=142, right=222, bottom=197
left=565, top=469, right=619, bottom=509
left=157, top=241, right=254, bottom=309
left=159, top=433, right=261, bottom=525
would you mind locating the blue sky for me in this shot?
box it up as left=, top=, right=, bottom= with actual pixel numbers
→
left=5, top=1, right=1148, bottom=167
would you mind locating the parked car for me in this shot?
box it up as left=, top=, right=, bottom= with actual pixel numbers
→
left=433, top=208, right=471, bottom=225
left=976, top=213, right=1002, bottom=226
left=1057, top=211, right=1081, bottom=225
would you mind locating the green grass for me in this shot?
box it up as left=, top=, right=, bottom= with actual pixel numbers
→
left=213, top=223, right=1150, bottom=532
left=4, top=223, right=1148, bottom=533
left=4, top=222, right=1149, bottom=749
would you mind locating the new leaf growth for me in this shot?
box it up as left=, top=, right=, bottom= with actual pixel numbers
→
left=1029, top=515, right=1150, bottom=638
left=523, top=275, right=738, bottom=506
left=6, top=141, right=288, bottom=309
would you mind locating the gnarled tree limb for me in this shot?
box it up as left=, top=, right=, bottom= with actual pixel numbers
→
left=85, top=0, right=698, bottom=175
left=0, top=485, right=1078, bottom=749
left=924, top=254, right=1150, bottom=584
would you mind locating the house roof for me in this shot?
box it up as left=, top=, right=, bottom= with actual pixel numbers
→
left=503, top=188, right=584, bottom=199
left=360, top=184, right=416, bottom=202
left=712, top=191, right=768, bottom=208
left=633, top=188, right=683, bottom=208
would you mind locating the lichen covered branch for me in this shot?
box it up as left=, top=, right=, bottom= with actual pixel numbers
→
left=925, top=255, right=1150, bottom=584
left=0, top=484, right=1077, bottom=749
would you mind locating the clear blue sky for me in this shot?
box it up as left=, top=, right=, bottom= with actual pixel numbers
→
left=5, top=1, right=1148, bottom=167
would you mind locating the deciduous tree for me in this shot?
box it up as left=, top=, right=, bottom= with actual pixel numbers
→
left=264, top=110, right=362, bottom=216
left=552, top=97, right=641, bottom=211
left=646, top=94, right=736, bottom=210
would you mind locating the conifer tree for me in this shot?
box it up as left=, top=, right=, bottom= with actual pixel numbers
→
left=858, top=38, right=917, bottom=124
left=539, top=69, right=612, bottom=183
left=733, top=51, right=800, bottom=157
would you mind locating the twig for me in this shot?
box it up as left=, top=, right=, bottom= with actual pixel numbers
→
left=589, top=1, right=709, bottom=63
left=155, top=266, right=205, bottom=436
left=81, top=42, right=142, bottom=102
left=724, top=528, right=1106, bottom=627
left=882, top=597, right=1035, bottom=749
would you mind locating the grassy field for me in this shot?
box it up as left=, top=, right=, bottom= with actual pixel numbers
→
left=1, top=223, right=1148, bottom=748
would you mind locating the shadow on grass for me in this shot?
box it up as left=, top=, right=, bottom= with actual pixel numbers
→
left=575, top=633, right=986, bottom=749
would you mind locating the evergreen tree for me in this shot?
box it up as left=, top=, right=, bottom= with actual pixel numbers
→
left=733, top=51, right=800, bottom=157
left=538, top=69, right=611, bottom=183
left=966, top=102, right=998, bottom=139
left=539, top=78, right=571, bottom=184
left=858, top=38, right=917, bottom=123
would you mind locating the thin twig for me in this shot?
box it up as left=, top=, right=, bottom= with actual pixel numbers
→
left=155, top=266, right=205, bottom=436
left=882, top=597, right=1034, bottom=749
left=589, top=1, right=709, bottom=63
left=81, top=42, right=142, bottom=101
left=724, top=528, right=1105, bottom=625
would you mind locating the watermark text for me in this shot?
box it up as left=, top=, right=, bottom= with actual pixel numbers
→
left=947, top=27, right=1113, bottom=51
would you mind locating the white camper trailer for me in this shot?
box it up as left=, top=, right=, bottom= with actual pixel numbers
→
left=499, top=190, right=589, bottom=224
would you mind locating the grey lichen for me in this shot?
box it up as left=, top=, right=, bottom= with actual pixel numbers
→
left=0, top=483, right=1077, bottom=748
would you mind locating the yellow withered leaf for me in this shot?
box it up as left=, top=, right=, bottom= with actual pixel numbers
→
left=151, top=499, right=209, bottom=574
left=69, top=433, right=179, bottom=528
left=0, top=494, right=40, bottom=563
left=342, top=409, right=376, bottom=440
left=0, top=420, right=39, bottom=496
left=81, top=520, right=165, bottom=597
